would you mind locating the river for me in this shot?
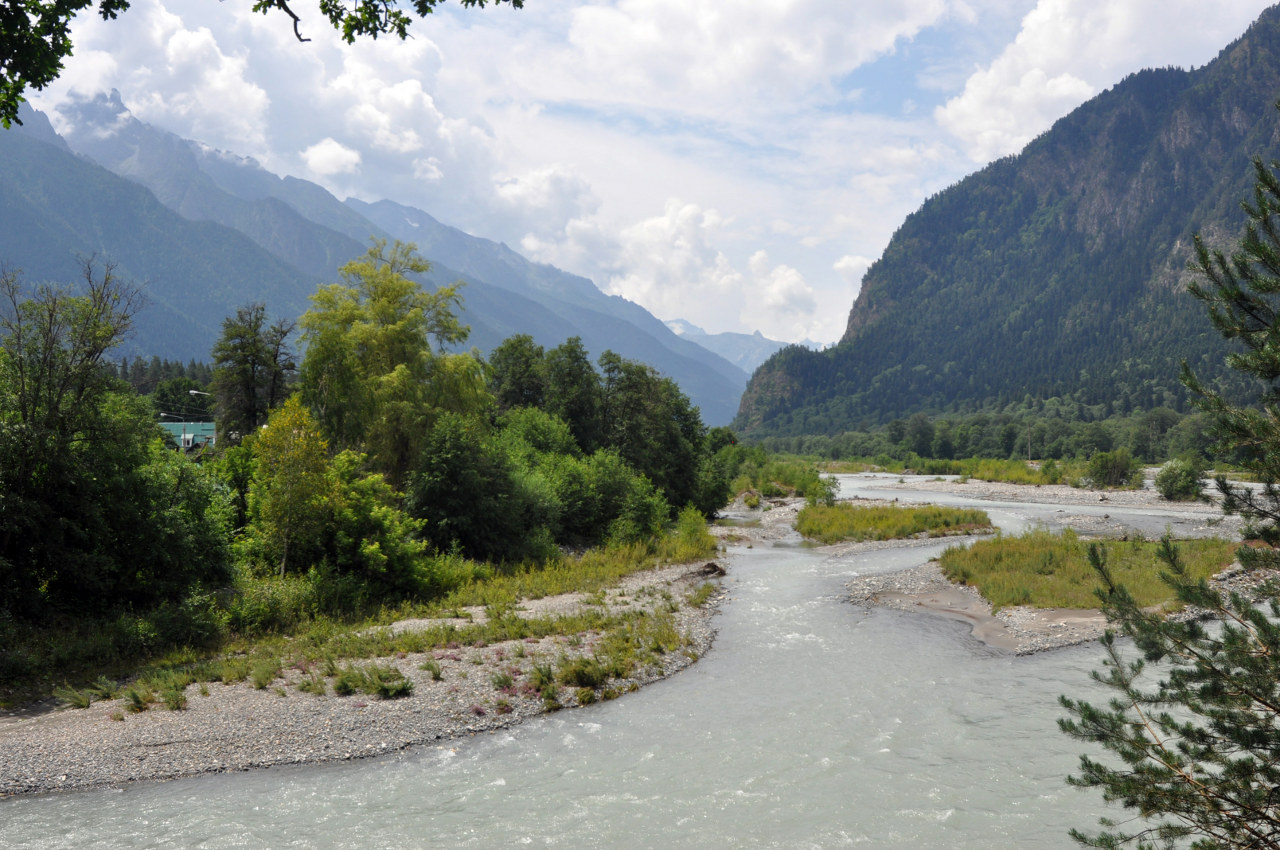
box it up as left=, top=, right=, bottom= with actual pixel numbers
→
left=4, top=474, right=1209, bottom=848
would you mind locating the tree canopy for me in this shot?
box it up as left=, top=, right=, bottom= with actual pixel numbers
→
left=298, top=238, right=479, bottom=487
left=0, top=0, right=523, bottom=128
left=0, top=262, right=229, bottom=616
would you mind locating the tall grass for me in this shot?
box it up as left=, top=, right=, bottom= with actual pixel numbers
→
left=938, top=529, right=1237, bottom=611
left=796, top=503, right=992, bottom=544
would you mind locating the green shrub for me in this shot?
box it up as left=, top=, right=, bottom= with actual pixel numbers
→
left=160, top=686, right=188, bottom=711
left=1085, top=449, right=1142, bottom=489
left=250, top=659, right=281, bottom=689
left=1155, top=456, right=1207, bottom=501
left=297, top=674, right=327, bottom=696
left=53, top=684, right=92, bottom=709
left=420, top=659, right=443, bottom=681
left=124, top=686, right=154, bottom=713
left=331, top=663, right=413, bottom=699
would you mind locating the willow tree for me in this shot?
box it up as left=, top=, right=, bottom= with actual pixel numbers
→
left=299, top=239, right=483, bottom=487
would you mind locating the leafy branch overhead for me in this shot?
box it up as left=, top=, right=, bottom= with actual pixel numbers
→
left=0, top=0, right=524, bottom=127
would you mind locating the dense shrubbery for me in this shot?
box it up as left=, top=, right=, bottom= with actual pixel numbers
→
left=0, top=265, right=231, bottom=619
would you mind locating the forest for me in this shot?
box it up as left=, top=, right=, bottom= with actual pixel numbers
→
left=0, top=241, right=778, bottom=700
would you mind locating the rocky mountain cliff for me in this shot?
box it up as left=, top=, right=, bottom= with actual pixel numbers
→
left=736, top=5, right=1280, bottom=437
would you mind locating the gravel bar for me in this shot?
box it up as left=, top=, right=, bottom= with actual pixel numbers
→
left=0, top=563, right=723, bottom=798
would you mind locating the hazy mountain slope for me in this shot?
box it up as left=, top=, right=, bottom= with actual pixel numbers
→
left=350, top=198, right=747, bottom=423
left=736, top=5, right=1280, bottom=437
left=665, top=320, right=795, bottom=374
left=0, top=126, right=322, bottom=360
left=54, top=94, right=369, bottom=279
left=8, top=102, right=746, bottom=423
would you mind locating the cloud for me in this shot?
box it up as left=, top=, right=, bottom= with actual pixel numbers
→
left=29, top=0, right=1277, bottom=350
left=495, top=165, right=601, bottom=239
left=301, top=138, right=362, bottom=175
left=562, top=0, right=953, bottom=117
left=604, top=199, right=742, bottom=317
left=834, top=254, right=872, bottom=294
left=937, top=0, right=1273, bottom=161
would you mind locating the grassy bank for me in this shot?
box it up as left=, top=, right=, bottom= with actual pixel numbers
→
left=0, top=511, right=719, bottom=710
left=938, top=529, right=1236, bottom=611
left=796, top=503, right=992, bottom=544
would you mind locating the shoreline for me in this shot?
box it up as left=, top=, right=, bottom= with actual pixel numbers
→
left=0, top=562, right=723, bottom=799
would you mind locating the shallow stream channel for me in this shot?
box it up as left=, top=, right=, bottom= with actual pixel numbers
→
left=5, top=474, right=1219, bottom=848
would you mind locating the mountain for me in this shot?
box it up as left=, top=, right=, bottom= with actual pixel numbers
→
left=2, top=99, right=746, bottom=424
left=0, top=118, right=321, bottom=360
left=664, top=320, right=795, bottom=374
left=735, top=5, right=1280, bottom=437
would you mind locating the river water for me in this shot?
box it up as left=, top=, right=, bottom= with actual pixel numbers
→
left=5, top=474, right=1210, bottom=848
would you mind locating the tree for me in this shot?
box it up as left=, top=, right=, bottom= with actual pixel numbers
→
left=1154, top=456, right=1208, bottom=502
left=0, top=261, right=229, bottom=615
left=544, top=336, right=603, bottom=453
left=249, top=396, right=331, bottom=577
left=210, top=303, right=296, bottom=445
left=1060, top=144, right=1280, bottom=848
left=1086, top=448, right=1143, bottom=489
left=598, top=349, right=706, bottom=513
left=298, top=239, right=477, bottom=487
left=1181, top=152, right=1280, bottom=559
left=0, top=0, right=522, bottom=128
left=489, top=333, right=546, bottom=410
left=152, top=376, right=213, bottom=421
left=1060, top=541, right=1280, bottom=848
left=406, top=410, right=554, bottom=562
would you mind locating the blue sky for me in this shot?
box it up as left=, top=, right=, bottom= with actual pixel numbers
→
left=30, top=0, right=1278, bottom=344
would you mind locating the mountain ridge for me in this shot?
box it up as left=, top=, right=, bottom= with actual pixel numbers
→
left=2, top=99, right=748, bottom=424
left=735, top=4, right=1280, bottom=437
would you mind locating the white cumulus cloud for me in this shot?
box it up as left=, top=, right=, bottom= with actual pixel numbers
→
left=938, top=0, right=1273, bottom=161
left=302, top=138, right=362, bottom=175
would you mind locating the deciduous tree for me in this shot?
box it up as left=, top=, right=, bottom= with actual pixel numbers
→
left=0, top=262, right=228, bottom=614
left=210, top=303, right=295, bottom=445
left=298, top=239, right=479, bottom=487
left=250, top=396, right=330, bottom=577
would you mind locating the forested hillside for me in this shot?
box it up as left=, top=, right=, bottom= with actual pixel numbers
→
left=736, top=5, right=1280, bottom=437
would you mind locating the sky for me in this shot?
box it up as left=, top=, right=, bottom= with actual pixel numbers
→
left=28, top=0, right=1279, bottom=345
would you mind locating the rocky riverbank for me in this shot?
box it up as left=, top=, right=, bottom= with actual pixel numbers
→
left=0, top=562, right=723, bottom=798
